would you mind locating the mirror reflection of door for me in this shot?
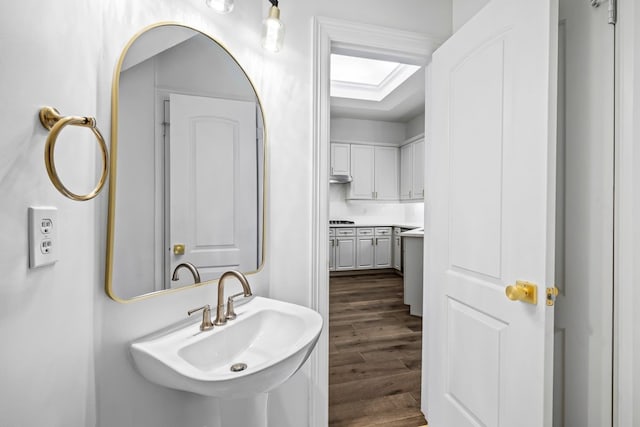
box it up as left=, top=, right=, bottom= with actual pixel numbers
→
left=167, top=94, right=258, bottom=288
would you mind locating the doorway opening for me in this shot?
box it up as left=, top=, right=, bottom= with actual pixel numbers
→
left=553, top=1, right=615, bottom=425
left=310, top=17, right=442, bottom=427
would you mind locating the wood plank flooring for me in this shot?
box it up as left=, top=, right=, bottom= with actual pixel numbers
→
left=329, top=273, right=428, bottom=427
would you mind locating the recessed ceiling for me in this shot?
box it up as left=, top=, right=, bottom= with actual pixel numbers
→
left=330, top=53, right=425, bottom=123
left=330, top=54, right=421, bottom=102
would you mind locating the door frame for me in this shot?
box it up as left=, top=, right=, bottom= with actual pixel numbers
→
left=614, top=2, right=638, bottom=425
left=309, top=16, right=443, bottom=427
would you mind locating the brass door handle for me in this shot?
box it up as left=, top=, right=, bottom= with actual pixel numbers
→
left=173, top=244, right=185, bottom=255
left=505, top=281, right=538, bottom=305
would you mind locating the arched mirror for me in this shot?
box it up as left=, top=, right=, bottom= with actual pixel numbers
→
left=106, top=23, right=265, bottom=302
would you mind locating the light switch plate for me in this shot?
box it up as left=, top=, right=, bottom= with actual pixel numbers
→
left=28, top=207, right=58, bottom=268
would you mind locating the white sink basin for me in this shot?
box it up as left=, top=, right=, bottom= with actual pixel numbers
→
left=130, top=296, right=323, bottom=398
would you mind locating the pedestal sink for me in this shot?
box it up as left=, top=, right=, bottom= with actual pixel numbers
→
left=130, top=296, right=323, bottom=426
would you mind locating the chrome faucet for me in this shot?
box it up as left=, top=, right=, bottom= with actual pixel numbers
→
left=214, top=270, right=253, bottom=326
left=172, top=262, right=201, bottom=284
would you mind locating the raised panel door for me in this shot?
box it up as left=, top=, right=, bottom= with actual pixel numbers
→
left=356, top=236, right=375, bottom=269
left=400, top=143, right=413, bottom=200
left=427, top=0, right=558, bottom=424
left=393, top=234, right=402, bottom=271
left=374, top=235, right=392, bottom=268
left=348, top=145, right=375, bottom=199
left=374, top=146, right=399, bottom=200
left=411, top=139, right=425, bottom=200
left=330, top=143, right=350, bottom=176
left=335, top=237, right=355, bottom=270
left=329, top=237, right=336, bottom=271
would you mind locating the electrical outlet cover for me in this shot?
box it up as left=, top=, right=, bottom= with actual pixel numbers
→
left=28, top=207, right=58, bottom=268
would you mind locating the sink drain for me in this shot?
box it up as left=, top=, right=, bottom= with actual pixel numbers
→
left=230, top=362, right=248, bottom=372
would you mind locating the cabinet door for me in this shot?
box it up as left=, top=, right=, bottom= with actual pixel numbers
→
left=393, top=235, right=402, bottom=270
left=349, top=145, right=375, bottom=199
left=335, top=237, right=356, bottom=270
left=330, top=143, right=350, bottom=176
left=356, top=236, right=375, bottom=269
left=411, top=139, right=425, bottom=200
left=374, top=146, right=399, bottom=200
left=400, top=144, right=413, bottom=200
left=374, top=235, right=392, bottom=268
left=329, top=237, right=336, bottom=271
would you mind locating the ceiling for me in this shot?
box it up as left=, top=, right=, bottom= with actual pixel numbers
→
left=330, top=65, right=426, bottom=123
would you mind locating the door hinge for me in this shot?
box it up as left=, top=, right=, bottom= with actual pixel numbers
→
left=591, top=0, right=617, bottom=25
left=609, top=0, right=617, bottom=25
left=546, top=287, right=559, bottom=307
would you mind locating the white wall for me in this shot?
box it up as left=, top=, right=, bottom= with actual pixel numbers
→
left=0, top=1, right=99, bottom=425
left=0, top=0, right=451, bottom=426
left=329, top=184, right=424, bottom=225
left=331, top=117, right=407, bottom=145
left=452, top=0, right=490, bottom=31
left=406, top=113, right=426, bottom=139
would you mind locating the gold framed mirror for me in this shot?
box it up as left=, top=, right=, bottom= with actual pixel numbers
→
left=106, top=23, right=266, bottom=302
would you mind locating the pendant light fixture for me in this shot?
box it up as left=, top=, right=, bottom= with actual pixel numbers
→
left=261, top=0, right=285, bottom=52
left=206, top=0, right=234, bottom=14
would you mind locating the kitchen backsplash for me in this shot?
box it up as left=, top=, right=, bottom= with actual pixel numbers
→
left=329, top=184, right=424, bottom=225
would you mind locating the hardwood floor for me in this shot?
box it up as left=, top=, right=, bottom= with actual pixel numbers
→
left=329, top=273, right=428, bottom=427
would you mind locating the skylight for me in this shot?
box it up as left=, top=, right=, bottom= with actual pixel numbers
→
left=330, top=54, right=421, bottom=102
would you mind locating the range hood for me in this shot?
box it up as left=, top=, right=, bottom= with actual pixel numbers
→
left=329, top=174, right=352, bottom=184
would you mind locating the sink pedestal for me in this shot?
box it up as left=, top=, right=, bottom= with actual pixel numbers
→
left=218, top=394, right=268, bottom=427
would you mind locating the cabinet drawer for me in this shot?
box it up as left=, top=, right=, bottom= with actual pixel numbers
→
left=394, top=227, right=402, bottom=235
left=357, top=228, right=374, bottom=236
left=329, top=228, right=335, bottom=237
left=375, top=227, right=392, bottom=236
left=335, top=227, right=355, bottom=236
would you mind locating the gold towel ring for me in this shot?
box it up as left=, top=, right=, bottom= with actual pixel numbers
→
left=38, top=106, right=109, bottom=201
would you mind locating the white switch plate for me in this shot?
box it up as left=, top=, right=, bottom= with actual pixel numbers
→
left=28, top=207, right=58, bottom=268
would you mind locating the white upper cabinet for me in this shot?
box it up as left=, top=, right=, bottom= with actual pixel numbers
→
left=348, top=144, right=398, bottom=200
left=374, top=146, right=399, bottom=200
left=349, top=145, right=376, bottom=199
left=330, top=143, right=351, bottom=176
left=400, top=144, right=413, bottom=199
left=411, top=139, right=425, bottom=200
left=399, top=137, right=425, bottom=201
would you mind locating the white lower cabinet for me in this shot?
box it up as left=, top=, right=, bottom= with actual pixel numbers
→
left=356, top=228, right=375, bottom=269
left=329, top=228, right=356, bottom=271
left=355, top=227, right=392, bottom=269
left=330, top=226, right=397, bottom=272
left=393, top=227, right=403, bottom=271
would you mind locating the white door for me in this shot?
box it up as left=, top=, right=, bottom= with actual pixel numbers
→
left=356, top=236, right=375, bottom=269
left=169, top=93, right=258, bottom=285
left=330, top=143, right=350, bottom=176
left=553, top=1, right=614, bottom=425
left=425, top=0, right=558, bottom=426
left=335, top=237, right=356, bottom=270
left=349, top=145, right=375, bottom=199
left=400, top=143, right=412, bottom=200
left=329, top=237, right=336, bottom=271
left=411, top=139, right=424, bottom=200
left=374, top=235, right=391, bottom=268
left=374, top=146, right=399, bottom=200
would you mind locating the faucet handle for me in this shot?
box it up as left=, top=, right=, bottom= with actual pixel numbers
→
left=187, top=304, right=214, bottom=331
left=225, top=292, right=246, bottom=320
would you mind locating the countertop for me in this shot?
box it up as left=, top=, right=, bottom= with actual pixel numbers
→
left=400, top=228, right=424, bottom=237
left=329, top=222, right=422, bottom=229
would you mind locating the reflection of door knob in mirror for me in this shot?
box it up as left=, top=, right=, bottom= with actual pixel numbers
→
left=173, top=244, right=185, bottom=255
left=505, top=281, right=537, bottom=305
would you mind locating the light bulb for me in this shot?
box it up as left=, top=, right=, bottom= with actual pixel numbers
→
left=206, top=0, right=234, bottom=14
left=261, top=6, right=285, bottom=52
